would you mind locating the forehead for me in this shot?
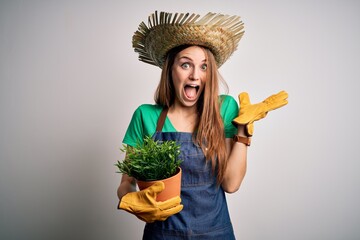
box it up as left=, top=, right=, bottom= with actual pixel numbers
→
left=176, top=46, right=207, bottom=61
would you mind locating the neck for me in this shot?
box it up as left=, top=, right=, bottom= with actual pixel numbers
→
left=169, top=104, right=197, bottom=116
left=168, top=104, right=199, bottom=132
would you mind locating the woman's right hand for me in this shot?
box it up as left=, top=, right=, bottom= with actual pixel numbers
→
left=118, top=181, right=183, bottom=223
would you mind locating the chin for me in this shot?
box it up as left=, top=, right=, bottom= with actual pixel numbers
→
left=180, top=100, right=198, bottom=108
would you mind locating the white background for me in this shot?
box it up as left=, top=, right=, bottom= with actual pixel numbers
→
left=1, top=0, right=359, bottom=239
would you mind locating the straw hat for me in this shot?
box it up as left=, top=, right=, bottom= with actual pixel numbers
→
left=132, top=11, right=245, bottom=68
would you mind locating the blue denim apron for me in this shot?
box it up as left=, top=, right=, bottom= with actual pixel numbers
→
left=142, top=108, right=235, bottom=240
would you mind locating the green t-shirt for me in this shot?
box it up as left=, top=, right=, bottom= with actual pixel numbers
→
left=123, top=95, right=239, bottom=147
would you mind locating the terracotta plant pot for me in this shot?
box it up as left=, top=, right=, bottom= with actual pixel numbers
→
left=137, top=167, right=182, bottom=202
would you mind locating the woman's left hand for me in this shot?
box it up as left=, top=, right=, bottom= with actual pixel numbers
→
left=232, top=90, right=288, bottom=136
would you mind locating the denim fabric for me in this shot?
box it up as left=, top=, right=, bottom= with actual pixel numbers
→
left=142, top=131, right=235, bottom=240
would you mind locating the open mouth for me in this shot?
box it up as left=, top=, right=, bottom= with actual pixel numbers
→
left=184, top=84, right=200, bottom=99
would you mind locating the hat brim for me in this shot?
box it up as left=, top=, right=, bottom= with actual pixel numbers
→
left=132, top=11, right=244, bottom=68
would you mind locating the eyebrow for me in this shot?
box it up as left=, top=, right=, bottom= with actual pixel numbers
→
left=178, top=56, right=207, bottom=62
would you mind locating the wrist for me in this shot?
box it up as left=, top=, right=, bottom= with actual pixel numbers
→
left=233, top=135, right=251, bottom=146
left=237, top=125, right=247, bottom=137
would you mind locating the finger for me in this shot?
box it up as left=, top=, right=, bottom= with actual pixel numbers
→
left=277, top=90, right=288, bottom=98
left=251, top=112, right=268, bottom=124
left=275, top=91, right=288, bottom=101
left=146, top=181, right=165, bottom=199
left=163, top=204, right=184, bottom=216
left=274, top=98, right=288, bottom=109
left=264, top=91, right=288, bottom=111
left=158, top=196, right=182, bottom=210
left=267, top=98, right=288, bottom=112
left=158, top=204, right=184, bottom=221
left=238, top=92, right=251, bottom=107
left=232, top=116, right=247, bottom=126
left=264, top=90, right=288, bottom=103
left=273, top=91, right=288, bottom=103
left=246, top=123, right=254, bottom=136
left=143, top=204, right=183, bottom=222
left=147, top=181, right=165, bottom=193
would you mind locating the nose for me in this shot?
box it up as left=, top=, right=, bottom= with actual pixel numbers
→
left=189, top=68, right=200, bottom=81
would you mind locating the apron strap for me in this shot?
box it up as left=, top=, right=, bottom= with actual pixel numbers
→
left=156, top=107, right=169, bottom=132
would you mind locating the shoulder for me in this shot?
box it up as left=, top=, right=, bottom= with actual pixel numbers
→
left=219, top=94, right=238, bottom=112
left=219, top=95, right=239, bottom=137
left=123, top=104, right=163, bottom=146
left=130, top=104, right=163, bottom=128
left=132, top=104, right=163, bottom=118
left=219, top=94, right=236, bottom=102
left=136, top=103, right=163, bottom=112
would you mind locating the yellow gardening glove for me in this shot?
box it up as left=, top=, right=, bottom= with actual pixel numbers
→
left=118, top=181, right=183, bottom=223
left=232, top=90, right=288, bottom=136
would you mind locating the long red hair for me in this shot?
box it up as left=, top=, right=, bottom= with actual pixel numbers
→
left=154, top=45, right=228, bottom=184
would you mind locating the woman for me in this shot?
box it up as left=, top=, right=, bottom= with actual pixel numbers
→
left=117, top=11, right=288, bottom=239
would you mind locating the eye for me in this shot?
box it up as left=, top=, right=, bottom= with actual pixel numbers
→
left=181, top=62, right=190, bottom=69
left=201, top=64, right=207, bottom=71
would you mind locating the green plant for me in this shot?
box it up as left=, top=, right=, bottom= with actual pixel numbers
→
left=115, top=136, right=182, bottom=181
